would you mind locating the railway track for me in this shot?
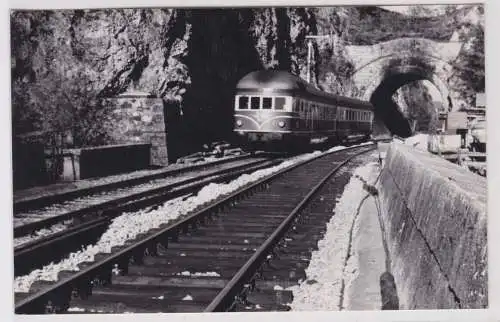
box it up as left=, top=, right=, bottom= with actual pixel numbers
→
left=14, top=154, right=255, bottom=215
left=15, top=157, right=282, bottom=276
left=14, top=156, right=273, bottom=239
left=14, top=144, right=375, bottom=314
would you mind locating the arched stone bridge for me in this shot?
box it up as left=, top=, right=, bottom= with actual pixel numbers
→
left=345, top=38, right=463, bottom=136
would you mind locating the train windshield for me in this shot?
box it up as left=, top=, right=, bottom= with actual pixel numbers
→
left=263, top=97, right=272, bottom=109
left=275, top=97, right=285, bottom=110
left=251, top=97, right=260, bottom=110
left=236, top=95, right=289, bottom=111
left=238, top=96, right=248, bottom=109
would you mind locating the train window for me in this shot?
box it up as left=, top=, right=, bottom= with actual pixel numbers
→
left=263, top=97, right=272, bottom=109
left=251, top=97, right=260, bottom=110
left=275, top=97, right=285, bottom=110
left=238, top=96, right=249, bottom=109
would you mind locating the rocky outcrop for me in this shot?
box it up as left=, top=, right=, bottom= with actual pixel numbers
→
left=11, top=5, right=484, bottom=157
left=11, top=8, right=315, bottom=159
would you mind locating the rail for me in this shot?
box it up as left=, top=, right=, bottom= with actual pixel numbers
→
left=14, top=158, right=280, bottom=276
left=205, top=145, right=374, bottom=311
left=14, top=157, right=271, bottom=237
left=15, top=143, right=375, bottom=314
left=14, top=153, right=255, bottom=214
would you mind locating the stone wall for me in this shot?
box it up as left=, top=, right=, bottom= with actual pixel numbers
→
left=378, top=142, right=487, bottom=309
left=105, top=92, right=168, bottom=166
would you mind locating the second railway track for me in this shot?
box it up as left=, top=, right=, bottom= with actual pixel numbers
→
left=14, top=156, right=275, bottom=239
left=15, top=157, right=283, bottom=276
left=15, top=143, right=375, bottom=314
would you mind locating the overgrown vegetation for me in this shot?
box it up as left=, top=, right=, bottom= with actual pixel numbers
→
left=11, top=11, right=113, bottom=147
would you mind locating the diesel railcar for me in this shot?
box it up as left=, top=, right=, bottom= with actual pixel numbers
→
left=233, top=70, right=374, bottom=150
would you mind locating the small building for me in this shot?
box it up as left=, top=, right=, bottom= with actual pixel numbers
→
left=463, top=92, right=486, bottom=125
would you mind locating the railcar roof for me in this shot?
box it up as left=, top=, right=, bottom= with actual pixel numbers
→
left=237, top=70, right=310, bottom=92
left=236, top=70, right=373, bottom=110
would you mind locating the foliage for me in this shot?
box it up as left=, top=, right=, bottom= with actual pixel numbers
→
left=449, top=22, right=484, bottom=108
left=11, top=10, right=114, bottom=147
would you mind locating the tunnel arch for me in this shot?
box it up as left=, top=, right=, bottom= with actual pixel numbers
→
left=345, top=38, right=462, bottom=137
left=355, top=57, right=454, bottom=110
left=361, top=63, right=451, bottom=137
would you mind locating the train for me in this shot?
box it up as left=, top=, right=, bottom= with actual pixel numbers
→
left=233, top=70, right=374, bottom=151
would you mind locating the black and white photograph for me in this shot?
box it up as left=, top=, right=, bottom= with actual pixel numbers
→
left=6, top=1, right=491, bottom=317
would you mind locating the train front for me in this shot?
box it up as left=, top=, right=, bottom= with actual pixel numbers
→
left=233, top=71, right=298, bottom=150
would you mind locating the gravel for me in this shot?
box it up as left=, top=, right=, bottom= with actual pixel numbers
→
left=14, top=143, right=371, bottom=294
left=287, top=158, right=381, bottom=311
left=14, top=151, right=322, bottom=293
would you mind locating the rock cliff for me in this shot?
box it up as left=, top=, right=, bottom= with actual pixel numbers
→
left=11, top=5, right=484, bottom=156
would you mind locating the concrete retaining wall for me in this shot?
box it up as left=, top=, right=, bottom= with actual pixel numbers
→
left=378, top=142, right=487, bottom=309
left=61, top=143, right=151, bottom=180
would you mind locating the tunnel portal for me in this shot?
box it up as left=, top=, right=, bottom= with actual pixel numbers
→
left=370, top=71, right=427, bottom=138
left=345, top=38, right=463, bottom=138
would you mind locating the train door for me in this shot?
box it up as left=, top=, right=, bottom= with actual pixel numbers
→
left=307, top=102, right=313, bottom=131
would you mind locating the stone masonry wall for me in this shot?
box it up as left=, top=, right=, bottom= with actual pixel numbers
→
left=106, top=93, right=168, bottom=166
left=378, top=143, right=487, bottom=309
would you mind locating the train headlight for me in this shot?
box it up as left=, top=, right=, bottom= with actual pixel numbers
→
left=278, top=121, right=285, bottom=128
left=236, top=120, right=243, bottom=127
